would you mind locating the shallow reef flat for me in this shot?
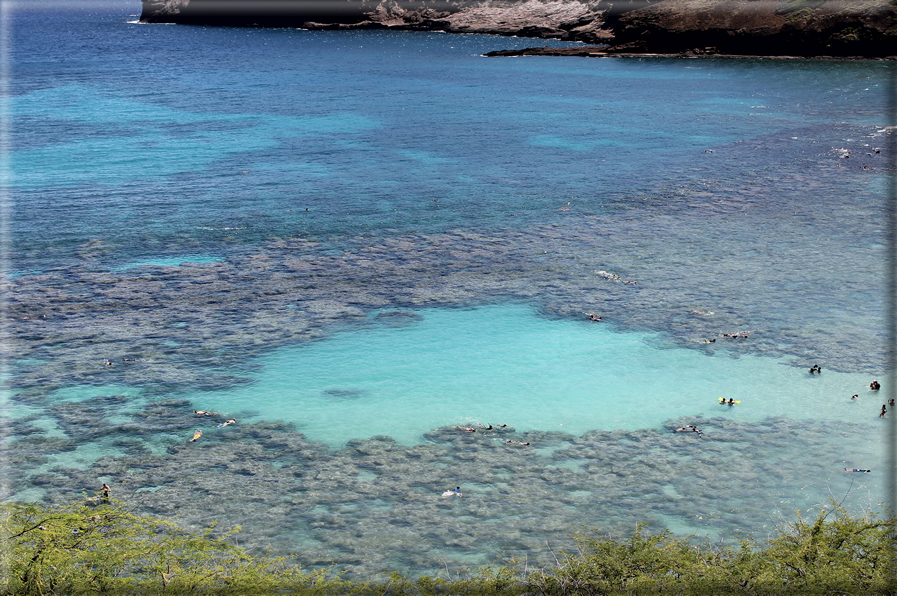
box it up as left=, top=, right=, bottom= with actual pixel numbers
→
left=4, top=125, right=887, bottom=579
left=10, top=397, right=874, bottom=579
left=5, top=194, right=886, bottom=406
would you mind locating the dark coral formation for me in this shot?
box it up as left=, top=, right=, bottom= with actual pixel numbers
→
left=8, top=394, right=874, bottom=579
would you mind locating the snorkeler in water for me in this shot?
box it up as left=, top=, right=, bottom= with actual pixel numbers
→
left=217, top=418, right=237, bottom=428
left=675, top=425, right=702, bottom=437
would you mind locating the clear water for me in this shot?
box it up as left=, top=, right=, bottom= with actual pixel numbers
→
left=3, top=0, right=893, bottom=580
left=188, top=303, right=881, bottom=447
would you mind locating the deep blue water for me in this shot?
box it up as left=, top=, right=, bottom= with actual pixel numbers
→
left=3, top=0, right=894, bottom=579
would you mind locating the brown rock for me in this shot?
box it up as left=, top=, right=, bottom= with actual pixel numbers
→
left=603, top=0, right=897, bottom=57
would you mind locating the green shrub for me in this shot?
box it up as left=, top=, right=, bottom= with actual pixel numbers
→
left=2, top=498, right=894, bottom=595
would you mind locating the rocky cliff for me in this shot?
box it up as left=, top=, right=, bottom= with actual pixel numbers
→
left=140, top=0, right=897, bottom=57
left=139, top=0, right=610, bottom=42
left=603, top=0, right=897, bottom=57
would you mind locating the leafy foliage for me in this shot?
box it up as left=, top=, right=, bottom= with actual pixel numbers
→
left=2, top=497, right=894, bottom=595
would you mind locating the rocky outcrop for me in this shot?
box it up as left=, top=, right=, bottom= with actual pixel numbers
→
left=139, top=0, right=610, bottom=43
left=602, top=0, right=897, bottom=57
left=140, top=0, right=897, bottom=57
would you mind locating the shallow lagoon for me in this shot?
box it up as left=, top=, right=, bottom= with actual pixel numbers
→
left=187, top=303, right=884, bottom=448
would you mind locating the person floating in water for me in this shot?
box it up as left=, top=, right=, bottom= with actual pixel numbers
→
left=870, top=380, right=881, bottom=391
left=851, top=394, right=858, bottom=400
left=193, top=410, right=219, bottom=416
left=456, top=426, right=476, bottom=433
left=503, top=439, right=531, bottom=446
left=217, top=418, right=237, bottom=428
left=442, top=486, right=462, bottom=497
left=675, top=425, right=703, bottom=437
left=808, top=365, right=821, bottom=374
left=586, top=313, right=602, bottom=322
left=845, top=468, right=871, bottom=473
left=880, top=405, right=887, bottom=418
left=190, top=430, right=203, bottom=442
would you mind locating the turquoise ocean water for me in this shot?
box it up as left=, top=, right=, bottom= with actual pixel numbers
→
left=3, top=0, right=894, bottom=578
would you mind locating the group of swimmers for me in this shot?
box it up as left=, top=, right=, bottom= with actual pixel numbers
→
left=189, top=410, right=237, bottom=442
left=700, top=331, right=750, bottom=343
left=456, top=423, right=509, bottom=433
left=848, top=380, right=890, bottom=418
left=455, top=422, right=531, bottom=447
left=103, top=357, right=144, bottom=367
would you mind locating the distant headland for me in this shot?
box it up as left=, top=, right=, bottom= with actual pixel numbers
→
left=140, top=0, right=897, bottom=58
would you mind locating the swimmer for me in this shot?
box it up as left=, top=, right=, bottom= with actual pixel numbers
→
left=675, top=425, right=702, bottom=437
left=478, top=423, right=493, bottom=430
left=870, top=380, right=881, bottom=391
left=442, top=486, right=462, bottom=497
left=851, top=395, right=858, bottom=400
left=845, top=468, right=871, bottom=473
left=701, top=339, right=716, bottom=343
left=456, top=426, right=476, bottom=433
left=809, top=365, right=821, bottom=374
left=217, top=418, right=237, bottom=428
left=727, top=398, right=735, bottom=405
left=189, top=430, right=202, bottom=442
left=193, top=410, right=219, bottom=416
left=890, top=399, right=895, bottom=407
left=880, top=405, right=887, bottom=418
left=587, top=313, right=602, bottom=322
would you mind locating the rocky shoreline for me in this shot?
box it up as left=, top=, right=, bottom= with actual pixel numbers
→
left=140, top=0, right=897, bottom=58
